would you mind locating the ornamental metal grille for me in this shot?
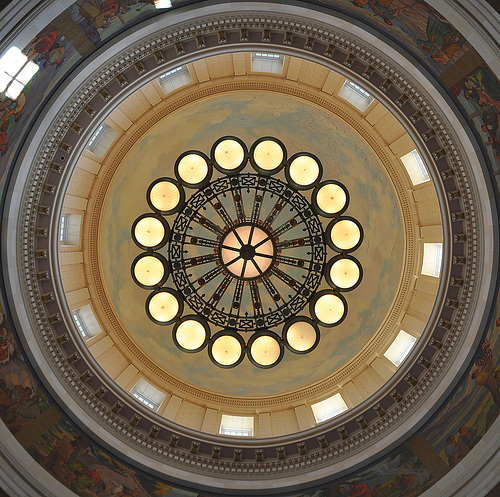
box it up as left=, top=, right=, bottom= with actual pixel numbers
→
left=131, top=137, right=363, bottom=368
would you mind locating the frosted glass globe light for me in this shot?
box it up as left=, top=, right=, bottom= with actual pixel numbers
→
left=253, top=140, right=283, bottom=170
left=317, top=183, right=347, bottom=214
left=330, top=258, right=360, bottom=289
left=289, top=155, right=320, bottom=186
left=214, top=139, right=245, bottom=170
left=149, top=181, right=180, bottom=212
left=134, top=217, right=165, bottom=247
left=177, top=154, right=209, bottom=184
left=175, top=320, right=206, bottom=350
left=148, top=291, right=179, bottom=323
left=286, top=321, right=317, bottom=352
left=331, top=219, right=361, bottom=250
left=211, top=335, right=242, bottom=366
left=250, top=335, right=281, bottom=366
left=134, top=256, right=165, bottom=287
left=314, top=294, right=345, bottom=325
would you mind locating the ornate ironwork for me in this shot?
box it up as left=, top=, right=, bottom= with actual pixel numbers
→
left=131, top=137, right=363, bottom=368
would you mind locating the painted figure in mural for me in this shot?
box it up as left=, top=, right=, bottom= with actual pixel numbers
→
left=351, top=0, right=397, bottom=25
left=0, top=327, right=15, bottom=368
left=40, top=438, right=78, bottom=488
left=456, top=425, right=480, bottom=460
left=350, top=482, right=371, bottom=496
left=78, top=0, right=111, bottom=30
left=0, top=93, right=26, bottom=123
left=471, top=339, right=500, bottom=407
left=25, top=25, right=62, bottom=66
left=464, top=67, right=500, bottom=112
left=416, top=13, right=465, bottom=65
left=325, top=484, right=346, bottom=496
left=444, top=434, right=459, bottom=467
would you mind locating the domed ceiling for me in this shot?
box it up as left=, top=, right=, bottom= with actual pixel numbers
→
left=100, top=92, right=403, bottom=395
left=0, top=1, right=499, bottom=496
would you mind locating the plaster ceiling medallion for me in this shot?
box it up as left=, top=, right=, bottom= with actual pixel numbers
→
left=131, top=136, right=364, bottom=368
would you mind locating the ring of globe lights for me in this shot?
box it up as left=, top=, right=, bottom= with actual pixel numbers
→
left=131, top=137, right=364, bottom=368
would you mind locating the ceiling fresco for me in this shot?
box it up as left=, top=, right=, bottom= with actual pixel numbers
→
left=100, top=92, right=404, bottom=396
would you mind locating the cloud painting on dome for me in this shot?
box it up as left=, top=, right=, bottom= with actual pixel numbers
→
left=100, top=92, right=404, bottom=395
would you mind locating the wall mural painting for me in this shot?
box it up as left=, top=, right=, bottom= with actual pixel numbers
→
left=27, top=416, right=202, bottom=497
left=419, top=295, right=500, bottom=469
left=449, top=64, right=500, bottom=184
left=0, top=307, right=52, bottom=437
left=286, top=446, right=434, bottom=497
left=321, top=0, right=470, bottom=74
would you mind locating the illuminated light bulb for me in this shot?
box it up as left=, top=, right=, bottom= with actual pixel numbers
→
left=134, top=256, right=165, bottom=287
left=331, top=219, right=361, bottom=250
left=289, top=155, right=320, bottom=186
left=214, top=139, right=245, bottom=170
left=175, top=320, right=206, bottom=350
left=250, top=335, right=281, bottom=366
left=177, top=154, right=209, bottom=184
left=211, top=335, right=242, bottom=366
left=148, top=291, right=179, bottom=323
left=134, top=217, right=165, bottom=247
left=314, top=294, right=345, bottom=325
left=286, top=321, right=317, bottom=352
left=253, top=140, right=283, bottom=170
left=149, top=181, right=180, bottom=211
left=316, top=183, right=347, bottom=214
left=330, top=258, right=360, bottom=289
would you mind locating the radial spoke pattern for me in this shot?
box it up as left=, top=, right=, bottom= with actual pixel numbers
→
left=131, top=137, right=363, bottom=368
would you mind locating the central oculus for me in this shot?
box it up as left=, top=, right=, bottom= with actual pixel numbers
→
left=220, top=224, right=275, bottom=279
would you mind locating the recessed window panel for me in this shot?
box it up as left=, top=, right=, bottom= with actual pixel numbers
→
left=73, top=310, right=90, bottom=340
left=312, top=393, right=348, bottom=423
left=384, top=330, right=417, bottom=367
left=251, top=53, right=284, bottom=74
left=400, top=149, right=430, bottom=186
left=154, top=0, right=172, bottom=7
left=0, top=47, right=39, bottom=99
left=73, top=305, right=103, bottom=341
left=131, top=378, right=166, bottom=412
left=338, top=80, right=374, bottom=112
left=87, top=124, right=119, bottom=158
left=60, top=214, right=68, bottom=244
left=158, top=66, right=192, bottom=94
left=219, top=414, right=254, bottom=436
left=421, top=242, right=443, bottom=278
left=59, top=214, right=82, bottom=246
